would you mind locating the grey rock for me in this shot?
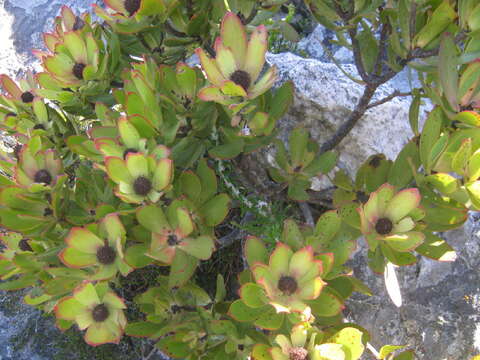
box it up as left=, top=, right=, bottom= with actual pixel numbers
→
left=266, top=52, right=422, bottom=190
left=298, top=24, right=420, bottom=93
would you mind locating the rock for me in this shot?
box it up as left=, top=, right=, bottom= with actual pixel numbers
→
left=348, top=214, right=480, bottom=359
left=266, top=52, right=422, bottom=190
left=298, top=24, right=420, bottom=93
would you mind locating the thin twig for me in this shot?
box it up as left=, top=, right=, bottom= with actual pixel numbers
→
left=320, top=85, right=377, bottom=153
left=143, top=346, right=158, bottom=360
left=299, top=202, right=314, bottom=226
left=366, top=91, right=412, bottom=109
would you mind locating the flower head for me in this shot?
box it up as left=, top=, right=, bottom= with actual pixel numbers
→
left=59, top=214, right=132, bottom=280
left=136, top=204, right=215, bottom=264
left=42, top=31, right=99, bottom=86
left=358, top=183, right=425, bottom=252
left=54, top=282, right=127, bottom=346
left=15, top=145, right=62, bottom=189
left=197, top=12, right=277, bottom=104
left=251, top=243, right=324, bottom=314
left=105, top=152, right=172, bottom=203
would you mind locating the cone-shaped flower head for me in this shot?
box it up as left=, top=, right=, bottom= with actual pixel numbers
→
left=54, top=282, right=127, bottom=346
left=105, top=152, right=173, bottom=203
left=40, top=6, right=90, bottom=56
left=42, top=30, right=99, bottom=86
left=358, top=183, right=425, bottom=252
left=103, top=0, right=143, bottom=17
left=252, top=243, right=325, bottom=314
left=0, top=72, right=44, bottom=110
left=59, top=214, right=133, bottom=280
left=196, top=12, right=277, bottom=104
left=94, top=117, right=170, bottom=160
left=0, top=232, right=35, bottom=256
left=269, top=324, right=357, bottom=360
left=15, top=145, right=62, bottom=189
left=136, top=204, right=215, bottom=264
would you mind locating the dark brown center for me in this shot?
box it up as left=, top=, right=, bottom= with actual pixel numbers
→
left=369, top=155, right=382, bottom=168
left=72, top=63, right=86, bottom=80
left=289, top=347, right=309, bottom=360
left=124, top=0, right=141, bottom=16
left=18, top=239, right=32, bottom=252
left=96, top=245, right=116, bottom=265
left=72, top=16, right=85, bottom=31
left=278, top=275, right=298, bottom=295
left=375, top=217, right=393, bottom=235
left=167, top=234, right=179, bottom=246
left=356, top=191, right=369, bottom=204
left=92, top=303, right=109, bottom=322
left=33, top=124, right=45, bottom=130
left=44, top=207, right=53, bottom=216
left=122, top=148, right=138, bottom=159
left=133, top=176, right=152, bottom=196
left=34, top=169, right=52, bottom=185
left=230, top=70, right=251, bottom=91
left=21, top=91, right=34, bottom=103
left=6, top=112, right=16, bottom=117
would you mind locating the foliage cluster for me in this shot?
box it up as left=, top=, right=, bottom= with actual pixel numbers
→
left=0, top=0, right=479, bottom=359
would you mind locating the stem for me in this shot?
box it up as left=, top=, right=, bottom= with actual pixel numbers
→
left=319, top=85, right=376, bottom=153
left=366, top=91, right=412, bottom=109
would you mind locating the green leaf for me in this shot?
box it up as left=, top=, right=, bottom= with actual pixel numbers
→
left=420, top=107, right=444, bottom=172
left=200, top=193, right=230, bottom=226
left=168, top=250, right=198, bottom=288
left=327, top=327, right=365, bottom=360
left=415, top=232, right=456, bottom=261
left=215, top=274, right=227, bottom=303
left=438, top=33, right=459, bottom=112
left=251, top=344, right=273, bottom=360
left=136, top=205, right=169, bottom=233
left=379, top=345, right=406, bottom=359
left=394, top=350, right=415, bottom=360
left=254, top=305, right=284, bottom=330
left=287, top=179, right=310, bottom=201
left=426, top=173, right=459, bottom=194
left=413, top=1, right=457, bottom=48
left=388, top=140, right=420, bottom=188
left=0, top=275, right=37, bottom=290
left=209, top=140, right=244, bottom=160
left=269, top=81, right=294, bottom=122
left=306, top=287, right=344, bottom=317
left=228, top=299, right=265, bottom=322
left=312, top=210, right=341, bottom=247
left=179, top=171, right=202, bottom=203
left=303, top=151, right=337, bottom=176
left=125, top=244, right=152, bottom=268
left=125, top=321, right=163, bottom=337
left=281, top=219, right=304, bottom=250
left=357, top=25, right=379, bottom=74
left=289, top=127, right=309, bottom=166
left=240, top=283, right=268, bottom=308
left=451, top=138, right=472, bottom=175
left=381, top=243, right=417, bottom=266
left=245, top=236, right=268, bottom=267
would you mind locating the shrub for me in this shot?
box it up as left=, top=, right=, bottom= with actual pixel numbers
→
left=0, top=1, right=478, bottom=359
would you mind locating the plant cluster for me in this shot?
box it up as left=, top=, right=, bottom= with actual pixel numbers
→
left=0, top=0, right=479, bottom=359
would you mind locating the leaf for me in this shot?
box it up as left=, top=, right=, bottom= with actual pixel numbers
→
left=289, top=127, right=309, bottom=166
left=228, top=299, right=265, bottom=322
left=426, top=173, right=459, bottom=194
left=209, top=140, right=244, bottom=160
left=215, top=274, right=227, bottom=303
left=240, top=283, right=268, bottom=308
left=200, top=193, right=230, bottom=226
left=281, top=219, right=304, bottom=250
left=125, top=321, right=162, bottom=337
left=379, top=345, right=406, bottom=359
left=245, top=236, right=268, bottom=267
left=394, top=350, right=415, bottom=360
left=251, top=344, right=273, bottom=360
left=384, top=262, right=402, bottom=307
left=388, top=140, right=420, bottom=188
left=420, top=107, right=444, bottom=172
left=306, top=287, right=344, bottom=317
left=451, top=138, right=472, bottom=175
left=438, top=33, right=459, bottom=112
left=254, top=306, right=284, bottom=330
left=303, top=151, right=337, bottom=176
left=168, top=250, right=198, bottom=288
left=327, top=327, right=365, bottom=360
left=415, top=232, right=456, bottom=261
left=357, top=25, right=379, bottom=74
left=269, top=81, right=294, bottom=122
left=381, top=243, right=417, bottom=267
left=413, top=1, right=457, bottom=48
